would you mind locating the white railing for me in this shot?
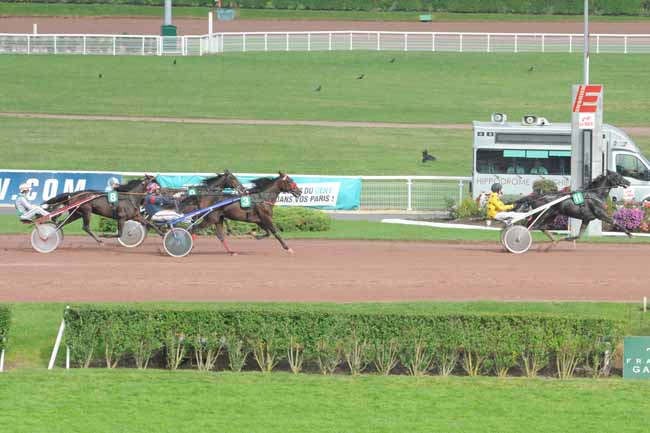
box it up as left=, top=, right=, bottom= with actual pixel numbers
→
left=1, top=32, right=650, bottom=56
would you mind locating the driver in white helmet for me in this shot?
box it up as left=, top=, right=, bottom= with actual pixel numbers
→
left=105, top=177, right=120, bottom=192
left=15, top=183, right=50, bottom=222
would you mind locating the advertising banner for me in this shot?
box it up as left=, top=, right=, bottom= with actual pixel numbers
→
left=156, top=174, right=362, bottom=210
left=0, top=171, right=122, bottom=205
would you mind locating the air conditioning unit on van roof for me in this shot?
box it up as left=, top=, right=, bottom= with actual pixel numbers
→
left=491, top=112, right=507, bottom=124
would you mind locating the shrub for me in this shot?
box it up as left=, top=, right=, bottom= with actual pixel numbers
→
left=613, top=207, right=644, bottom=230
left=450, top=196, right=483, bottom=220
left=62, top=306, right=623, bottom=378
left=532, top=179, right=558, bottom=195
left=0, top=305, right=11, bottom=353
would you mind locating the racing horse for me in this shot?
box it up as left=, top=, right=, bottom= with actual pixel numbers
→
left=514, top=170, right=632, bottom=247
left=180, top=173, right=302, bottom=255
left=176, top=169, right=246, bottom=212
left=42, top=176, right=159, bottom=244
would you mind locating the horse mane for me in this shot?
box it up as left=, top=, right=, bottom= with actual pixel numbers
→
left=202, top=174, right=225, bottom=185
left=117, top=178, right=143, bottom=192
left=249, top=176, right=277, bottom=192
left=179, top=195, right=199, bottom=208
left=43, top=192, right=74, bottom=206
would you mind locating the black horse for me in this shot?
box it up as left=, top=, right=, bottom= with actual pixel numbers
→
left=176, top=169, right=246, bottom=213
left=514, top=170, right=632, bottom=247
left=179, top=172, right=302, bottom=255
left=43, top=176, right=159, bottom=243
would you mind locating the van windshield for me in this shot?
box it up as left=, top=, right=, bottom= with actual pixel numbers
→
left=615, top=153, right=650, bottom=181
left=476, top=149, right=570, bottom=175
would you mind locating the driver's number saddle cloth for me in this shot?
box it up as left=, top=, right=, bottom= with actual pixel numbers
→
left=151, top=210, right=183, bottom=223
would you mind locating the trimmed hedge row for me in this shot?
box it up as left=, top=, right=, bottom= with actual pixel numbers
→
left=64, top=307, right=623, bottom=378
left=7, top=0, right=650, bottom=15
left=0, top=305, right=11, bottom=352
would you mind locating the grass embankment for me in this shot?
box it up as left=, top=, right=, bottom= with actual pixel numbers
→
left=2, top=301, right=650, bottom=433
left=1, top=53, right=650, bottom=125
left=2, top=3, right=650, bottom=21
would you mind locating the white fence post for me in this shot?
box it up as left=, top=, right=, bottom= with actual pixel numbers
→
left=569, top=34, right=573, bottom=53
left=27, top=35, right=30, bottom=54
left=407, top=178, right=413, bottom=211
left=514, top=34, right=518, bottom=53
left=53, top=35, right=57, bottom=54
left=243, top=33, right=246, bottom=52
left=329, top=32, right=332, bottom=51
left=48, top=318, right=66, bottom=370
left=432, top=33, right=435, bottom=52
left=596, top=34, right=600, bottom=54
left=0, top=347, right=4, bottom=372
left=377, top=31, right=380, bottom=51
left=286, top=33, right=290, bottom=52
left=308, top=32, right=311, bottom=51
left=404, top=33, right=408, bottom=52
left=264, top=33, right=268, bottom=52
left=625, top=35, right=628, bottom=54
left=487, top=34, right=490, bottom=53
left=459, top=34, right=463, bottom=53
left=349, top=32, right=353, bottom=50
left=113, top=36, right=116, bottom=56
left=141, top=36, right=145, bottom=55
left=542, top=34, right=545, bottom=53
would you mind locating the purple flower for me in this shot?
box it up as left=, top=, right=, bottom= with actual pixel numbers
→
left=550, top=214, right=569, bottom=230
left=613, top=207, right=644, bottom=230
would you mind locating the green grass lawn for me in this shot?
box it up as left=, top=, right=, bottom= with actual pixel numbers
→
left=2, top=3, right=649, bottom=21
left=2, top=53, right=650, bottom=125
left=0, top=117, right=472, bottom=175
left=0, top=369, right=648, bottom=433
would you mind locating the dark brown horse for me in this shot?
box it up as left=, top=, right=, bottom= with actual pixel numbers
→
left=180, top=172, right=302, bottom=255
left=42, top=176, right=159, bottom=243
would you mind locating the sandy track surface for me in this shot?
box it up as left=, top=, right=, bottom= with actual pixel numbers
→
left=2, top=16, right=649, bottom=35
left=0, top=235, right=645, bottom=303
left=2, top=112, right=648, bottom=135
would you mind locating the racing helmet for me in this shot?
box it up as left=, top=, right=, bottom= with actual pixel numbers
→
left=146, top=182, right=160, bottom=193
left=19, top=183, right=30, bottom=193
left=107, top=177, right=120, bottom=187
left=491, top=183, right=503, bottom=193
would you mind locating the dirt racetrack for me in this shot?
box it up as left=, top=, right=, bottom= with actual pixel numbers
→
left=0, top=235, right=644, bottom=303
left=1, top=16, right=648, bottom=35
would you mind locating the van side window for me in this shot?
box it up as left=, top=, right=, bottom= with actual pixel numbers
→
left=616, top=154, right=649, bottom=181
left=476, top=149, right=570, bottom=175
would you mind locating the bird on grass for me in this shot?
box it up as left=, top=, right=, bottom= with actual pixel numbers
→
left=98, top=73, right=103, bottom=79
left=422, top=149, right=436, bottom=163
left=356, top=73, right=365, bottom=80
left=528, top=65, right=535, bottom=72
left=389, top=57, right=396, bottom=63
left=173, top=59, right=177, bottom=65
left=314, top=84, right=322, bottom=92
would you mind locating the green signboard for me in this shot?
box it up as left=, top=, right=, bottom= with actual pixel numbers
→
left=107, top=191, right=119, bottom=204
left=624, top=337, right=650, bottom=379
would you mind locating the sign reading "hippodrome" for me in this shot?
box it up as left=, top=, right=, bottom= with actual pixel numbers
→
left=624, top=337, right=650, bottom=378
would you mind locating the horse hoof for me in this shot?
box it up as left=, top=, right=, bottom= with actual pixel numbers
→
left=229, top=252, right=238, bottom=256
left=287, top=248, right=294, bottom=255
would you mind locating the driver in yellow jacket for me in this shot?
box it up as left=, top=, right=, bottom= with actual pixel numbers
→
left=487, top=183, right=515, bottom=219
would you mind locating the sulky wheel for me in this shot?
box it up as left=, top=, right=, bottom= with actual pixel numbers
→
left=163, top=227, right=193, bottom=258
left=30, top=223, right=61, bottom=254
left=500, top=227, right=508, bottom=251
left=502, top=225, right=533, bottom=254
left=118, top=220, right=147, bottom=248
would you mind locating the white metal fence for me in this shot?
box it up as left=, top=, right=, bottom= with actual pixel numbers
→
left=359, top=176, right=471, bottom=211
left=1, top=32, right=649, bottom=56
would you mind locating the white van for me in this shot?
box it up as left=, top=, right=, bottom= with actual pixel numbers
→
left=472, top=114, right=650, bottom=203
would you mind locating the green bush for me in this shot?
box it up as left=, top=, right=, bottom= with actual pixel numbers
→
left=4, top=0, right=648, bottom=15
left=448, top=196, right=484, bottom=220
left=207, top=206, right=332, bottom=235
left=63, top=306, right=623, bottom=378
left=0, top=305, right=11, bottom=352
left=532, top=179, right=559, bottom=195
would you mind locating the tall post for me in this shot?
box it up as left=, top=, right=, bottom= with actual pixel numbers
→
left=208, top=11, right=213, bottom=53
left=584, top=0, right=590, bottom=85
left=164, top=0, right=172, bottom=26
